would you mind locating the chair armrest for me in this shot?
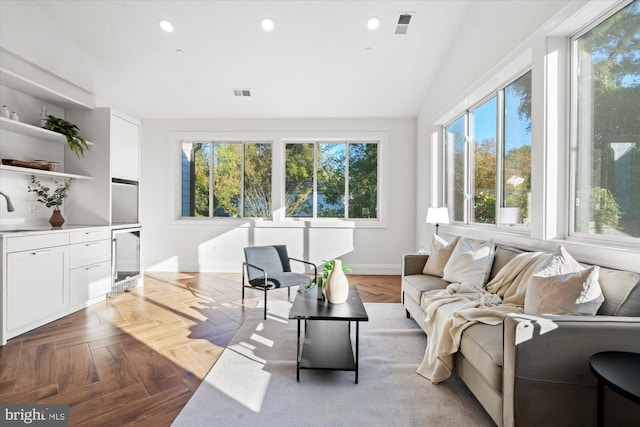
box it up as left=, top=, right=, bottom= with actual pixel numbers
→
left=402, top=254, right=428, bottom=276
left=242, top=261, right=273, bottom=288
left=503, top=313, right=640, bottom=426
left=288, top=257, right=318, bottom=281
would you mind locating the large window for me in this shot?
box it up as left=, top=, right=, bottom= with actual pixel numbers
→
left=285, top=141, right=379, bottom=219
left=444, top=71, right=532, bottom=228
left=573, top=0, right=639, bottom=240
left=181, top=141, right=272, bottom=218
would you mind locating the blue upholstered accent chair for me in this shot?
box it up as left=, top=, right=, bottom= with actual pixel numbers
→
left=242, top=245, right=317, bottom=319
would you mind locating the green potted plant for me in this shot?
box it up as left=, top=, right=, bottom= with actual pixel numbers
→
left=43, top=115, right=89, bottom=158
left=27, top=175, right=73, bottom=227
left=304, top=259, right=351, bottom=300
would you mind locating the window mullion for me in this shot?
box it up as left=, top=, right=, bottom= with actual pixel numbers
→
left=345, top=142, right=350, bottom=219
left=496, top=89, right=505, bottom=227
left=209, top=142, right=214, bottom=218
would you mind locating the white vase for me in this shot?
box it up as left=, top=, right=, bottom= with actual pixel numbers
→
left=326, top=259, right=349, bottom=304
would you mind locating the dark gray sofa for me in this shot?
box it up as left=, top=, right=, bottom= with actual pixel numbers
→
left=402, top=244, right=640, bottom=427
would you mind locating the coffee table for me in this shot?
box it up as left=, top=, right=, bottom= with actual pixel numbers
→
left=590, top=351, right=640, bottom=427
left=289, top=285, right=369, bottom=383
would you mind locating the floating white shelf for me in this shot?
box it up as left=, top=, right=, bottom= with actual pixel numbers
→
left=0, top=117, right=94, bottom=146
left=0, top=165, right=92, bottom=180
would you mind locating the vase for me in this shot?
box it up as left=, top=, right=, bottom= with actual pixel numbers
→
left=326, top=259, right=349, bottom=304
left=317, top=282, right=325, bottom=301
left=49, top=208, right=65, bottom=227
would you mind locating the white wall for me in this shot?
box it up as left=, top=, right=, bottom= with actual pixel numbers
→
left=416, top=0, right=640, bottom=272
left=141, top=117, right=417, bottom=274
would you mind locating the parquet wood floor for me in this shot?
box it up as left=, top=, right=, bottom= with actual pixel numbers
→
left=0, top=272, right=400, bottom=426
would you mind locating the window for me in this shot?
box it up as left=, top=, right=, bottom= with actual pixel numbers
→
left=285, top=141, right=379, bottom=219
left=444, top=71, right=532, bottom=228
left=181, top=141, right=272, bottom=218
left=572, top=0, right=639, bottom=240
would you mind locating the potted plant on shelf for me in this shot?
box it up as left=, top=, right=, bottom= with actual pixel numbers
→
left=43, top=115, right=89, bottom=158
left=27, top=175, right=73, bottom=227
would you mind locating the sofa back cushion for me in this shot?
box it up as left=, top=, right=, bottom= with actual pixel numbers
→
left=489, top=246, right=526, bottom=282
left=597, top=268, right=640, bottom=316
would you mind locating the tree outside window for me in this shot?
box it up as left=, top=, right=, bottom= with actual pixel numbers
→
left=181, top=141, right=272, bottom=218
left=574, top=0, right=639, bottom=239
left=285, top=141, right=379, bottom=219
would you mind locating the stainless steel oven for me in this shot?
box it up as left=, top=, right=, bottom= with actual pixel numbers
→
left=110, top=226, right=142, bottom=296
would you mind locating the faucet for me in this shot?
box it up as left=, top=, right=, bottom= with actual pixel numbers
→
left=0, top=192, right=15, bottom=212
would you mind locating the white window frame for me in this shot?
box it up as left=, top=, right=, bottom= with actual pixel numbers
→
left=568, top=0, right=639, bottom=245
left=442, top=69, right=533, bottom=232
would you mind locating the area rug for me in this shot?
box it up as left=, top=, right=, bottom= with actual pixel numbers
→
left=172, top=302, right=494, bottom=426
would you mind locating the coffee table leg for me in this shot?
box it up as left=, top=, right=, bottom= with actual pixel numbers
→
left=596, top=379, right=604, bottom=427
left=296, top=318, right=301, bottom=382
left=355, top=321, right=359, bottom=384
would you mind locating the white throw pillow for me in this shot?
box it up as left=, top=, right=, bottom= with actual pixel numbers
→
left=524, top=265, right=604, bottom=315
left=535, top=245, right=583, bottom=277
left=422, top=235, right=461, bottom=277
left=442, top=238, right=495, bottom=287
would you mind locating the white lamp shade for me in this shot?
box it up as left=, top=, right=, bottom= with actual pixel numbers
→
left=426, top=207, right=450, bottom=224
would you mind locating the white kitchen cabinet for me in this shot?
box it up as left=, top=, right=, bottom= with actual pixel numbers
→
left=110, top=114, right=140, bottom=181
left=70, top=261, right=111, bottom=308
left=6, top=243, right=69, bottom=334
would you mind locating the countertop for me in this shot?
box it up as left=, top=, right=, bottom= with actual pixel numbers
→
left=0, top=223, right=140, bottom=237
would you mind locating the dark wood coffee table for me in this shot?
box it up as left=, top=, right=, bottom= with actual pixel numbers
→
left=590, top=351, right=640, bottom=427
left=289, top=285, right=368, bottom=383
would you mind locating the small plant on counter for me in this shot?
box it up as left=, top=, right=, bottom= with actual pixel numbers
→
left=27, top=175, right=73, bottom=209
left=43, top=115, right=89, bottom=158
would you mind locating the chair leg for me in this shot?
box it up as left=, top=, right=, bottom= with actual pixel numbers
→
left=288, top=287, right=291, bottom=301
left=264, top=286, right=268, bottom=319
left=241, top=266, right=245, bottom=304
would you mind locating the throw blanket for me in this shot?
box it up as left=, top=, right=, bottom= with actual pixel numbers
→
left=416, top=251, right=551, bottom=383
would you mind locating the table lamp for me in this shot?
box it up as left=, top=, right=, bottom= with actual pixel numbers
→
left=426, top=207, right=450, bottom=235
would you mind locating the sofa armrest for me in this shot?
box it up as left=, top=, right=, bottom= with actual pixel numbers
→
left=402, top=254, right=428, bottom=276
left=503, top=314, right=640, bottom=427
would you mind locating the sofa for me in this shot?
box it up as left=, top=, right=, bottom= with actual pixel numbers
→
left=402, top=242, right=640, bottom=427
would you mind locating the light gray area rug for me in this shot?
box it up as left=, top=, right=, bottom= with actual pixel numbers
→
left=172, top=302, right=494, bottom=427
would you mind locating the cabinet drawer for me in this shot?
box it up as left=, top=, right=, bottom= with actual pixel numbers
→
left=70, top=239, right=111, bottom=269
left=69, top=229, right=111, bottom=244
left=6, top=233, right=69, bottom=253
left=70, top=261, right=111, bottom=307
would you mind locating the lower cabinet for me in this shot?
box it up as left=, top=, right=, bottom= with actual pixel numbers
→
left=2, top=227, right=113, bottom=345
left=6, top=245, right=69, bottom=333
left=70, top=261, right=111, bottom=307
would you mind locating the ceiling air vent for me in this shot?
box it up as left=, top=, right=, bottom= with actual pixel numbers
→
left=233, top=88, right=251, bottom=97
left=395, top=13, right=413, bottom=35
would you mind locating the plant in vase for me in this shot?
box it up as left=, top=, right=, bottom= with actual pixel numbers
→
left=43, top=115, right=89, bottom=158
left=27, top=175, right=73, bottom=227
left=304, top=259, right=351, bottom=301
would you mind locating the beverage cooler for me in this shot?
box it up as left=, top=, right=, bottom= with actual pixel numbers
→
left=111, top=226, right=142, bottom=296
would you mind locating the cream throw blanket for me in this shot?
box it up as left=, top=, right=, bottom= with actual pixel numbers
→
left=416, top=251, right=551, bottom=383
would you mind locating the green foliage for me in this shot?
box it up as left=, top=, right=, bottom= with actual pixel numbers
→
left=305, top=259, right=351, bottom=291
left=27, top=175, right=73, bottom=209
left=474, top=191, right=496, bottom=224
left=577, top=187, right=622, bottom=234
left=43, top=115, right=89, bottom=158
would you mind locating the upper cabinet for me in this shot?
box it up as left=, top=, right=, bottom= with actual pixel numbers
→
left=110, top=113, right=140, bottom=182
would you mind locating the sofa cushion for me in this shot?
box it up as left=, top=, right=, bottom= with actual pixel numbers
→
left=597, top=268, right=640, bottom=316
left=525, top=266, right=604, bottom=315
left=422, top=235, right=460, bottom=277
left=402, top=274, right=449, bottom=304
left=489, top=246, right=526, bottom=282
left=443, top=238, right=495, bottom=287
left=459, top=323, right=503, bottom=393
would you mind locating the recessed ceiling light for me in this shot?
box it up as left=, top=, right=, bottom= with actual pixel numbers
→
left=176, top=49, right=184, bottom=55
left=159, top=20, right=174, bottom=33
left=261, top=18, right=275, bottom=32
left=367, top=17, right=380, bottom=30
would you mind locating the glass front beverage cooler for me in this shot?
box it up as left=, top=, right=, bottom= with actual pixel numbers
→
left=111, top=226, right=142, bottom=296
